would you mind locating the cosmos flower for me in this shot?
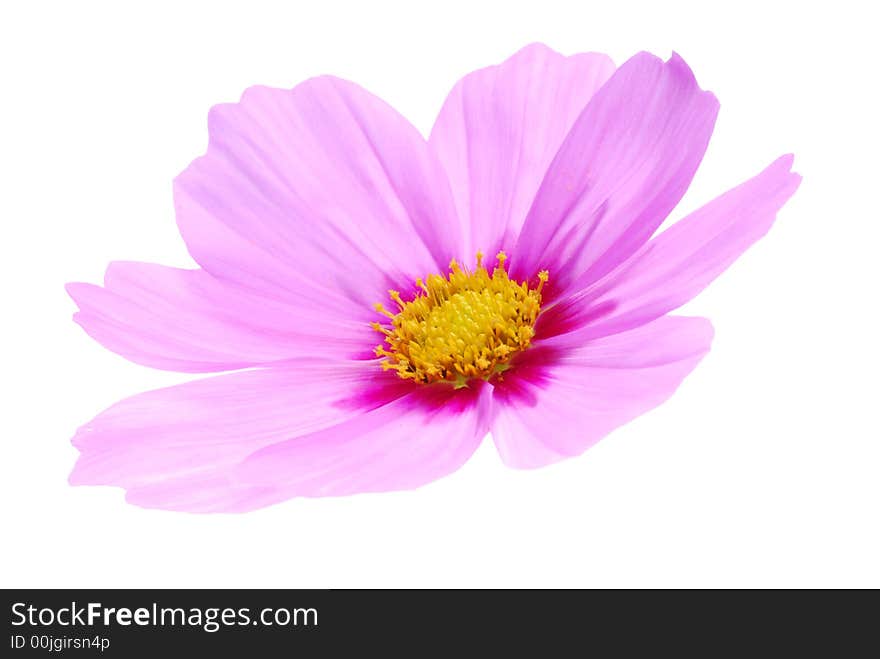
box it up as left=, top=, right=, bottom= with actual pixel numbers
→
left=67, top=44, right=800, bottom=512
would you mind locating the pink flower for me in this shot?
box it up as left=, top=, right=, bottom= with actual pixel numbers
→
left=67, top=44, right=800, bottom=513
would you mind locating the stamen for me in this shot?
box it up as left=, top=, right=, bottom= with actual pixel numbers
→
left=371, top=252, right=548, bottom=387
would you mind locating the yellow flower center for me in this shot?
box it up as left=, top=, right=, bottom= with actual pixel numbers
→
left=372, top=252, right=548, bottom=387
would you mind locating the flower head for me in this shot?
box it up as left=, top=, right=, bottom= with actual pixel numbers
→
left=67, top=44, right=800, bottom=512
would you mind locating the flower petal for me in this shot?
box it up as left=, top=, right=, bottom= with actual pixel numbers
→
left=174, top=76, right=462, bottom=309
left=539, top=155, right=801, bottom=346
left=67, top=262, right=375, bottom=372
left=510, top=52, right=719, bottom=297
left=429, top=43, right=615, bottom=258
left=492, top=316, right=713, bottom=468
left=233, top=381, right=493, bottom=498
left=69, top=360, right=411, bottom=512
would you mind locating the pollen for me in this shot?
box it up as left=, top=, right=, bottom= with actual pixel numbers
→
left=372, top=252, right=549, bottom=387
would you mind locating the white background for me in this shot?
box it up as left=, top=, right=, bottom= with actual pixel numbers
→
left=2, top=0, right=878, bottom=588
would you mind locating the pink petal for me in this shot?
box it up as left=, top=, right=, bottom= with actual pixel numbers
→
left=69, top=360, right=411, bottom=512
left=233, top=381, right=493, bottom=498
left=492, top=316, right=713, bottom=468
left=510, top=52, right=719, bottom=297
left=429, top=43, right=615, bottom=258
left=539, top=155, right=801, bottom=346
left=67, top=262, right=375, bottom=372
left=175, top=76, right=462, bottom=310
